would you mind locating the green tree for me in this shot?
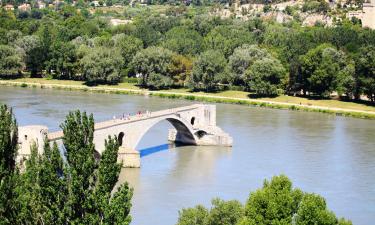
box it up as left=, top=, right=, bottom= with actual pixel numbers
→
left=355, top=45, right=375, bottom=102
left=295, top=193, right=340, bottom=225
left=299, top=44, right=354, bottom=96
left=163, top=26, right=203, bottom=56
left=60, top=110, right=96, bottom=224
left=47, top=41, right=78, bottom=80
left=80, top=47, right=123, bottom=84
left=131, top=46, right=174, bottom=87
left=245, top=58, right=286, bottom=96
left=16, top=144, right=46, bottom=225
left=244, top=175, right=304, bottom=225
left=0, top=45, right=23, bottom=77
left=227, top=45, right=271, bottom=86
left=60, top=110, right=133, bottom=224
left=204, top=25, right=255, bottom=58
left=190, top=50, right=226, bottom=91
left=206, top=198, right=244, bottom=225
left=15, top=35, right=44, bottom=77
left=112, top=34, right=143, bottom=71
left=132, top=23, right=161, bottom=47
left=177, top=205, right=209, bottom=225
left=0, top=104, right=19, bottom=225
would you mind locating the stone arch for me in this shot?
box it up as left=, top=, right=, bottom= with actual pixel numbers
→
left=132, top=116, right=197, bottom=149
left=118, top=132, right=125, bottom=146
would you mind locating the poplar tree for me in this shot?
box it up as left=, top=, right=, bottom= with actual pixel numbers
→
left=61, top=110, right=132, bottom=224
left=0, top=104, right=19, bottom=225
left=60, top=110, right=96, bottom=224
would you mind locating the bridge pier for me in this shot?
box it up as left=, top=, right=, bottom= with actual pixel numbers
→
left=118, top=147, right=141, bottom=168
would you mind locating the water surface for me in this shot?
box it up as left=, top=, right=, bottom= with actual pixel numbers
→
left=0, top=86, right=374, bottom=225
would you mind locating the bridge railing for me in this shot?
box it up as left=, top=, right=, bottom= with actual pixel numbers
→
left=47, top=104, right=203, bottom=141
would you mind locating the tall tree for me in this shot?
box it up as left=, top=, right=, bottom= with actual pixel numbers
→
left=131, top=46, right=174, bottom=87
left=80, top=47, right=123, bottom=84
left=60, top=110, right=133, bottom=224
left=299, top=44, right=354, bottom=97
left=0, top=45, right=23, bottom=77
left=356, top=45, right=375, bottom=102
left=190, top=50, right=226, bottom=91
left=227, top=45, right=271, bottom=86
left=60, top=110, right=96, bottom=224
left=245, top=57, right=286, bottom=96
left=0, top=104, right=19, bottom=225
left=15, top=35, right=44, bottom=77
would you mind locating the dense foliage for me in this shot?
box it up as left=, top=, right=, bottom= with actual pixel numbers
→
left=0, top=3, right=374, bottom=99
left=176, top=175, right=352, bottom=225
left=0, top=104, right=133, bottom=225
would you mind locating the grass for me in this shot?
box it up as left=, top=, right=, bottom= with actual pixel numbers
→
left=2, top=78, right=375, bottom=118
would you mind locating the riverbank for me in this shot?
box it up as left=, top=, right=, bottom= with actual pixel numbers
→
left=1, top=78, right=375, bottom=120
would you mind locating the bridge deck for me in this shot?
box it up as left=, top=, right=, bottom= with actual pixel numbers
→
left=47, top=104, right=202, bottom=141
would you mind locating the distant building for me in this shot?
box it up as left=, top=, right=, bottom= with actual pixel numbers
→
left=18, top=3, right=31, bottom=11
left=110, top=18, right=132, bottom=26
left=348, top=0, right=375, bottom=29
left=4, top=4, right=14, bottom=10
left=37, top=1, right=46, bottom=9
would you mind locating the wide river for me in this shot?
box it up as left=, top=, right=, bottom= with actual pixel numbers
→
left=0, top=86, right=374, bottom=225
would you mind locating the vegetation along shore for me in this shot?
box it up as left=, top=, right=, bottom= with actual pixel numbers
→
left=2, top=78, right=375, bottom=120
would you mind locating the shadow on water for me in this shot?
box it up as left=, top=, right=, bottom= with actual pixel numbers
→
left=139, top=143, right=188, bottom=158
left=139, top=144, right=170, bottom=158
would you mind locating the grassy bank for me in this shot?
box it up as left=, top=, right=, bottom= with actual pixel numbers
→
left=1, top=78, right=375, bottom=120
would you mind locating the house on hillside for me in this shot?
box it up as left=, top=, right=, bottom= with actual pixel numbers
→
left=110, top=18, right=132, bottom=26
left=348, top=0, right=375, bottom=29
left=37, top=1, right=46, bottom=9
left=4, top=4, right=14, bottom=10
left=18, top=3, right=31, bottom=11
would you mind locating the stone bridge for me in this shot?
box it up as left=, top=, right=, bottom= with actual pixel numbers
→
left=18, top=104, right=232, bottom=167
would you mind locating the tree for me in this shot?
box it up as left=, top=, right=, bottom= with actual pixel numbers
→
left=177, top=205, right=209, bottom=225
left=16, top=144, right=42, bottom=225
left=36, top=141, right=67, bottom=225
left=131, top=47, right=174, bottom=87
left=112, top=34, right=143, bottom=70
left=204, top=25, right=255, bottom=58
left=245, top=58, right=286, bottom=96
left=206, top=198, right=244, bottom=225
left=176, top=199, right=243, bottom=225
left=60, top=110, right=132, bottom=224
left=80, top=47, right=123, bottom=84
left=244, top=175, right=304, bottom=225
left=356, top=45, right=375, bottom=102
left=60, top=110, right=96, bottom=223
left=132, top=23, right=161, bottom=48
left=0, top=104, right=19, bottom=224
left=227, top=45, right=271, bottom=86
left=169, top=54, right=193, bottom=86
left=163, top=26, right=203, bottom=56
left=299, top=44, right=354, bottom=96
left=13, top=110, right=132, bottom=225
left=47, top=41, right=78, bottom=80
left=0, top=45, right=23, bottom=77
left=295, top=194, right=340, bottom=225
left=190, top=50, right=226, bottom=91
left=15, top=35, right=44, bottom=77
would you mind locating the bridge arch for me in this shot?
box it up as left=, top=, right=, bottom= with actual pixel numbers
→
left=131, top=115, right=197, bottom=150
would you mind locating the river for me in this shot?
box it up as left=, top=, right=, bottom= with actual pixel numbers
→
left=0, top=86, right=374, bottom=225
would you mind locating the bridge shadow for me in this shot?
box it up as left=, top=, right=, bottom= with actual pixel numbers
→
left=139, top=143, right=187, bottom=158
